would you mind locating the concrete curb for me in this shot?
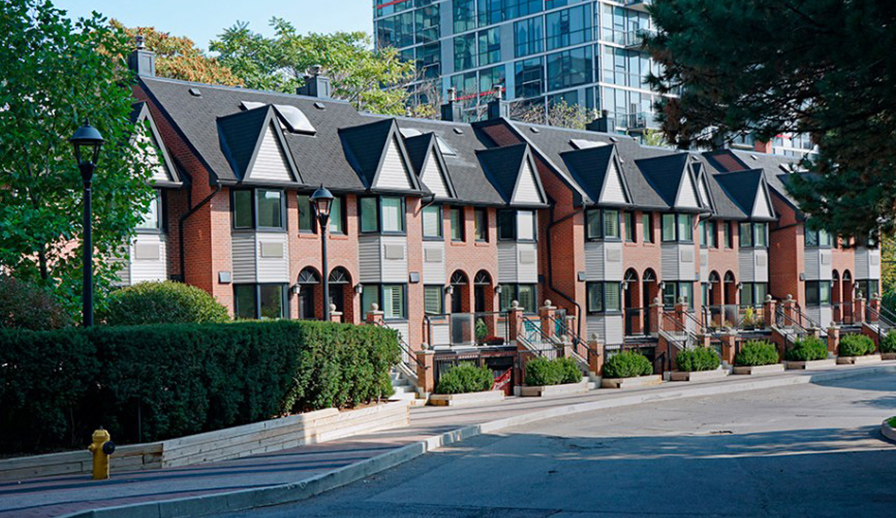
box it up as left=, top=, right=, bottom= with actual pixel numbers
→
left=60, top=363, right=896, bottom=518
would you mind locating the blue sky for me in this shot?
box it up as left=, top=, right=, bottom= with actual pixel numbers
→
left=53, top=0, right=374, bottom=52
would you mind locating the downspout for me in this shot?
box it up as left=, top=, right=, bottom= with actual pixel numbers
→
left=178, top=183, right=222, bottom=282
left=546, top=197, right=586, bottom=338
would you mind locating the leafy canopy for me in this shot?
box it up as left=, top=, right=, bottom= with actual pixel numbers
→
left=646, top=0, right=896, bottom=239
left=211, top=18, right=415, bottom=116
left=0, top=0, right=156, bottom=317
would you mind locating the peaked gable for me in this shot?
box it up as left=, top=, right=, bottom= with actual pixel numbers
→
left=421, top=149, right=453, bottom=198
left=712, top=169, right=776, bottom=220
left=600, top=159, right=630, bottom=205
left=698, top=172, right=714, bottom=211
left=131, top=102, right=181, bottom=187
left=513, top=157, right=545, bottom=205
left=636, top=153, right=690, bottom=208
left=340, top=119, right=420, bottom=192
left=752, top=182, right=775, bottom=219
left=375, top=135, right=415, bottom=190
left=402, top=132, right=457, bottom=200
left=248, top=121, right=297, bottom=183
left=477, top=144, right=546, bottom=206
left=674, top=167, right=700, bottom=209
left=217, top=105, right=302, bottom=184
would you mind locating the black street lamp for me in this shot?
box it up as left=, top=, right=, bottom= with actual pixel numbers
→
left=70, top=119, right=105, bottom=327
left=310, top=185, right=334, bottom=321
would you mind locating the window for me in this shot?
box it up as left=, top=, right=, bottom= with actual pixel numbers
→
left=604, top=209, right=619, bottom=239
left=364, top=284, right=408, bottom=320
left=662, top=213, right=676, bottom=242
left=753, top=223, right=767, bottom=247
left=329, top=196, right=344, bottom=234
left=424, top=286, right=443, bottom=315
left=724, top=222, right=733, bottom=248
left=699, top=220, right=706, bottom=247
left=474, top=208, right=488, bottom=241
left=642, top=212, right=653, bottom=243
left=360, top=197, right=378, bottom=233
left=741, top=282, right=769, bottom=307
left=740, top=222, right=753, bottom=248
left=709, top=221, right=718, bottom=248
left=450, top=207, right=464, bottom=241
left=514, top=17, right=543, bottom=58
left=805, top=227, right=832, bottom=248
left=422, top=205, right=442, bottom=238
left=454, top=33, right=477, bottom=71
left=678, top=214, right=693, bottom=242
left=514, top=57, right=544, bottom=98
left=545, top=4, right=592, bottom=51
left=452, top=0, right=475, bottom=33
left=585, top=209, right=620, bottom=240
left=517, top=210, right=536, bottom=241
left=298, top=195, right=314, bottom=232
left=498, top=210, right=516, bottom=240
left=477, top=28, right=501, bottom=67
left=623, top=212, right=635, bottom=242
left=256, top=189, right=284, bottom=229
left=361, top=285, right=380, bottom=315
left=498, top=284, right=537, bottom=313
left=546, top=46, right=593, bottom=91
left=234, top=284, right=287, bottom=319
left=233, top=190, right=253, bottom=229
left=805, top=281, right=832, bottom=306
left=587, top=282, right=622, bottom=313
left=662, top=282, right=694, bottom=309
left=137, top=190, right=162, bottom=230
left=382, top=197, right=405, bottom=233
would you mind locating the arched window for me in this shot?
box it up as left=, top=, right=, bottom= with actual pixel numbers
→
left=624, top=269, right=638, bottom=283
left=297, top=267, right=320, bottom=284
left=709, top=271, right=721, bottom=284
left=643, top=269, right=657, bottom=283
left=328, top=267, right=351, bottom=284
left=832, top=270, right=840, bottom=282
left=450, top=270, right=469, bottom=286
left=474, top=270, right=492, bottom=286
left=724, top=271, right=736, bottom=284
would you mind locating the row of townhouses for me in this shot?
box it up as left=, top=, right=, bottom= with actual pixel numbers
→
left=123, top=46, right=881, bottom=390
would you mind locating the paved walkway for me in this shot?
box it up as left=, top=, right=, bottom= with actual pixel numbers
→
left=2, top=362, right=894, bottom=518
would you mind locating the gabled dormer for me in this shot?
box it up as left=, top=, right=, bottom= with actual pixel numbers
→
left=476, top=143, right=547, bottom=207
left=130, top=102, right=182, bottom=187
left=713, top=169, right=777, bottom=221
left=339, top=119, right=422, bottom=193
left=402, top=132, right=457, bottom=200
left=694, top=163, right=716, bottom=214
left=635, top=153, right=702, bottom=211
left=559, top=144, right=632, bottom=207
left=217, top=105, right=302, bottom=185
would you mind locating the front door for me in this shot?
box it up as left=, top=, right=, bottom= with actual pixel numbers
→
left=474, top=285, right=486, bottom=313
left=298, top=288, right=314, bottom=320
left=625, top=284, right=635, bottom=336
left=329, top=284, right=344, bottom=313
left=642, top=282, right=651, bottom=334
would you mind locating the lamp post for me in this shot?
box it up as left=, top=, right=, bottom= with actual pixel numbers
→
left=69, top=119, right=105, bottom=327
left=310, top=186, right=334, bottom=321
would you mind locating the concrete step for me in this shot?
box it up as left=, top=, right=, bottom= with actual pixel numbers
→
left=391, top=384, right=415, bottom=394
left=388, top=391, right=416, bottom=402
left=391, top=378, right=410, bottom=387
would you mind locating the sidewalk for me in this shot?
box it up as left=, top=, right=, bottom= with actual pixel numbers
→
left=3, top=361, right=894, bottom=518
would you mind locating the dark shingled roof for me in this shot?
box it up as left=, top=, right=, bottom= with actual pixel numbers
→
left=402, top=132, right=433, bottom=175
left=217, top=105, right=275, bottom=182
left=712, top=169, right=768, bottom=219
left=635, top=153, right=690, bottom=207
left=476, top=144, right=529, bottom=205
left=559, top=145, right=618, bottom=205
left=338, top=118, right=395, bottom=189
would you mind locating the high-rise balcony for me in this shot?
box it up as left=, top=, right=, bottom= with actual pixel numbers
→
left=625, top=0, right=652, bottom=13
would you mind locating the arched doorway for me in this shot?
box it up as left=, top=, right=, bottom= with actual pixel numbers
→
left=708, top=271, right=721, bottom=326
left=624, top=269, right=640, bottom=336
left=724, top=271, right=737, bottom=326
left=328, top=267, right=352, bottom=319
left=473, top=270, right=493, bottom=313
left=842, top=270, right=854, bottom=323
left=832, top=270, right=841, bottom=323
left=642, top=269, right=658, bottom=333
left=296, top=267, right=320, bottom=320
left=450, top=270, right=470, bottom=313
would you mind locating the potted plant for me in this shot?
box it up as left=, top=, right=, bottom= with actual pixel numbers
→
left=882, top=416, right=896, bottom=443
left=733, top=340, right=784, bottom=375
left=880, top=331, right=896, bottom=360
left=600, top=351, right=662, bottom=389
left=429, top=363, right=505, bottom=406
left=671, top=347, right=726, bottom=382
left=475, top=318, right=489, bottom=345
left=836, top=334, right=880, bottom=364
left=785, top=336, right=834, bottom=370
left=522, top=357, right=590, bottom=396
left=483, top=335, right=505, bottom=346
left=741, top=307, right=757, bottom=330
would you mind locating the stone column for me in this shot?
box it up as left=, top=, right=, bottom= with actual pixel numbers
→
left=720, top=332, right=737, bottom=365
left=854, top=295, right=866, bottom=324
left=539, top=299, right=557, bottom=340
left=674, top=298, right=688, bottom=329
left=649, top=297, right=663, bottom=336
left=328, top=304, right=342, bottom=323
left=507, top=301, right=524, bottom=342
left=416, top=350, right=435, bottom=394
left=365, top=303, right=384, bottom=325
left=695, top=333, right=711, bottom=348
left=589, top=333, right=604, bottom=375
left=763, top=295, right=776, bottom=329
left=782, top=295, right=795, bottom=326
left=827, top=326, right=840, bottom=356
left=869, top=294, right=881, bottom=322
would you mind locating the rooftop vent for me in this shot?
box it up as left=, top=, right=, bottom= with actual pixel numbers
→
left=530, top=127, right=540, bottom=133
left=453, top=128, right=464, bottom=135
left=188, top=88, right=201, bottom=97
left=314, top=102, right=326, bottom=110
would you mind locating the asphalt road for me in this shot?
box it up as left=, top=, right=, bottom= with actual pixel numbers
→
left=224, top=373, right=896, bottom=517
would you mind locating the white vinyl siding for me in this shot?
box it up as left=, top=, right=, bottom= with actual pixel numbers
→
left=249, top=123, right=294, bottom=182
left=584, top=241, right=623, bottom=281
left=804, top=248, right=832, bottom=281
left=256, top=234, right=290, bottom=283
left=420, top=151, right=450, bottom=198
left=752, top=186, right=773, bottom=219
left=855, top=246, right=881, bottom=280
left=599, top=161, right=627, bottom=204
left=675, top=173, right=699, bottom=209
left=136, top=132, right=172, bottom=183
left=359, top=236, right=382, bottom=283
left=698, top=177, right=712, bottom=209
left=497, top=243, right=519, bottom=283
left=231, top=233, right=257, bottom=283
left=586, top=315, right=624, bottom=345
left=381, top=236, right=408, bottom=283
left=422, top=242, right=446, bottom=284
left=129, top=234, right=168, bottom=283
left=661, top=244, right=696, bottom=281
left=512, top=161, right=543, bottom=204
left=375, top=136, right=413, bottom=190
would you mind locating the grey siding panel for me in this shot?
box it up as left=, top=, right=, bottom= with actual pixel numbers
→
left=232, top=233, right=257, bottom=283
left=422, top=242, right=446, bottom=284
left=699, top=250, right=709, bottom=282
left=604, top=242, right=623, bottom=281
left=256, top=233, right=290, bottom=283
left=584, top=242, right=605, bottom=281
left=380, top=235, right=408, bottom=283
left=754, top=250, right=768, bottom=283
left=739, top=250, right=755, bottom=282
left=130, top=234, right=167, bottom=283
left=661, top=244, right=679, bottom=280
left=604, top=315, right=623, bottom=345
left=855, top=247, right=869, bottom=279
left=513, top=162, right=542, bottom=204
left=111, top=255, right=130, bottom=286
left=497, top=243, right=518, bottom=283
left=600, top=162, right=626, bottom=204
left=819, top=250, right=833, bottom=279
left=250, top=124, right=294, bottom=182
left=517, top=242, right=539, bottom=283
left=420, top=154, right=449, bottom=198
left=586, top=315, right=604, bottom=343
left=819, top=306, right=832, bottom=329
left=387, top=322, right=410, bottom=345
left=430, top=322, right=450, bottom=347
left=376, top=137, right=413, bottom=190
left=359, top=236, right=382, bottom=283
left=679, top=246, right=696, bottom=281
left=676, top=175, right=699, bottom=208
left=804, top=249, right=820, bottom=280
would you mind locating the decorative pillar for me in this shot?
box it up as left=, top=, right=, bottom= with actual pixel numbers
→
left=649, top=297, right=663, bottom=335
left=782, top=295, right=795, bottom=326
left=416, top=350, right=435, bottom=394
left=508, top=300, right=524, bottom=342
left=720, top=332, right=737, bottom=365
left=589, top=333, right=604, bottom=375
left=674, top=297, right=688, bottom=329
left=365, top=303, right=384, bottom=325
left=329, top=304, right=343, bottom=323
left=853, top=295, right=866, bottom=324
left=827, top=326, right=840, bottom=356
left=763, top=295, right=776, bottom=329
left=869, top=294, right=881, bottom=322
left=539, top=299, right=557, bottom=340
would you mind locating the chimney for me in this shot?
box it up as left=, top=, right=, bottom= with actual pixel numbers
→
left=296, top=65, right=332, bottom=98
left=486, top=85, right=508, bottom=120
left=753, top=140, right=773, bottom=154
left=127, top=35, right=156, bottom=77
left=586, top=110, right=612, bottom=133
left=440, top=87, right=462, bottom=122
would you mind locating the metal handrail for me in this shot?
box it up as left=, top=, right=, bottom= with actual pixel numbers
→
left=865, top=305, right=896, bottom=329
left=519, top=315, right=563, bottom=357
left=793, top=303, right=823, bottom=331
left=774, top=306, right=809, bottom=353
left=372, top=320, right=426, bottom=371
left=549, top=314, right=601, bottom=366
left=661, top=312, right=697, bottom=350
left=423, top=311, right=509, bottom=347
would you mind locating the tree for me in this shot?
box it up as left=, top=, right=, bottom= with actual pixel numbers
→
left=510, top=100, right=597, bottom=130
left=645, top=0, right=896, bottom=240
left=110, top=20, right=242, bottom=86
left=211, top=18, right=415, bottom=116
left=0, top=1, right=156, bottom=319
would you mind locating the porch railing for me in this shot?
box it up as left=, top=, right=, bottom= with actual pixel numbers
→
left=424, top=311, right=510, bottom=348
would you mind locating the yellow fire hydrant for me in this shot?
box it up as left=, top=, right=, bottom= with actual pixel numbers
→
left=87, top=427, right=116, bottom=480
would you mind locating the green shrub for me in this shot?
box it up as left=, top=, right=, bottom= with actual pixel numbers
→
left=889, top=416, right=896, bottom=428
left=0, top=275, right=71, bottom=330
left=525, top=357, right=583, bottom=386
left=0, top=320, right=398, bottom=454
left=839, top=334, right=876, bottom=357
left=100, top=281, right=230, bottom=326
left=786, top=336, right=829, bottom=362
left=435, top=363, right=493, bottom=394
left=675, top=347, right=721, bottom=372
left=880, top=331, right=896, bottom=354
left=602, top=351, right=653, bottom=379
left=734, top=340, right=779, bottom=366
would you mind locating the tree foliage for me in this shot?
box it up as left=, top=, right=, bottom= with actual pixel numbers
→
left=510, top=99, right=597, bottom=130
left=110, top=20, right=241, bottom=86
left=0, top=1, right=156, bottom=319
left=645, top=0, right=896, bottom=240
left=211, top=18, right=415, bottom=116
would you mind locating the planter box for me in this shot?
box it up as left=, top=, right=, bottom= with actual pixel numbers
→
left=601, top=375, right=663, bottom=389
left=521, top=379, right=590, bottom=397
left=670, top=369, right=728, bottom=382
left=882, top=419, right=896, bottom=444
left=882, top=352, right=896, bottom=361
left=732, top=364, right=785, bottom=376
left=428, top=390, right=505, bottom=407
left=837, top=354, right=882, bottom=365
left=785, top=359, right=837, bottom=370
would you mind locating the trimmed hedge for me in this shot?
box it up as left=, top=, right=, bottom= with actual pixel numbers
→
left=839, top=334, right=876, bottom=357
left=786, top=336, right=829, bottom=362
left=735, top=340, right=779, bottom=367
left=879, top=331, right=896, bottom=354
left=675, top=347, right=721, bottom=372
left=602, top=351, right=653, bottom=379
left=0, top=275, right=71, bottom=330
left=525, top=357, right=582, bottom=386
left=435, top=363, right=493, bottom=394
left=0, top=321, right=399, bottom=454
left=100, top=281, right=230, bottom=326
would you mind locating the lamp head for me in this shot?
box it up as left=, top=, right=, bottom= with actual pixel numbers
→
left=310, top=185, right=335, bottom=221
left=69, top=119, right=105, bottom=166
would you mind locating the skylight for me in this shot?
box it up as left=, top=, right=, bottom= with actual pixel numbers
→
left=399, top=128, right=423, bottom=138
left=240, top=101, right=264, bottom=111
left=435, top=136, right=456, bottom=156
left=273, top=104, right=315, bottom=135
left=570, top=139, right=609, bottom=150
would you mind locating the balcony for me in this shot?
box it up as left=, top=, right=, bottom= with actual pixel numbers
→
left=622, top=28, right=657, bottom=49
left=625, top=0, right=652, bottom=13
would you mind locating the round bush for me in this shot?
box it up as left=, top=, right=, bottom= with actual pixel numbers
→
left=0, top=275, right=71, bottom=330
left=435, top=363, right=494, bottom=394
left=786, top=336, right=828, bottom=362
left=838, top=334, right=875, bottom=357
left=525, top=357, right=582, bottom=386
left=675, top=347, right=721, bottom=372
left=880, top=331, right=896, bottom=354
left=602, top=351, right=653, bottom=379
left=734, top=340, right=779, bottom=367
left=100, top=281, right=230, bottom=326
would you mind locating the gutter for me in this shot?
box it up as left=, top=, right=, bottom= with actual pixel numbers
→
left=546, top=197, right=586, bottom=338
left=178, top=184, right=222, bottom=282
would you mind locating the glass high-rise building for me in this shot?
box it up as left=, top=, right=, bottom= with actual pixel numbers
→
left=374, top=0, right=663, bottom=135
